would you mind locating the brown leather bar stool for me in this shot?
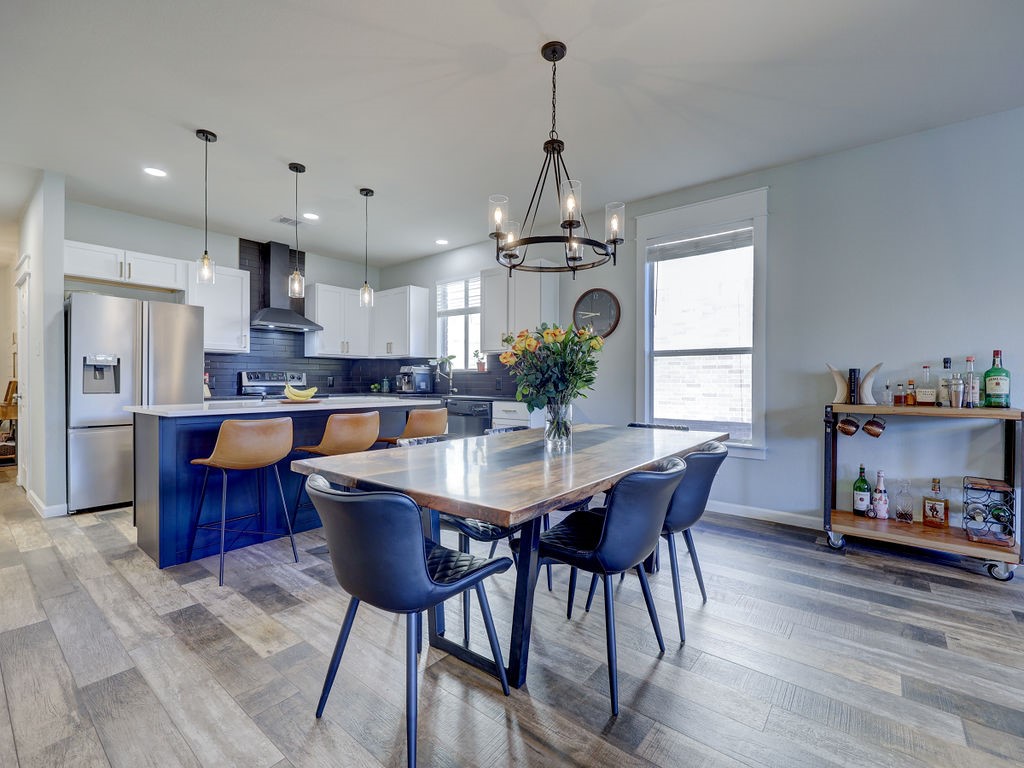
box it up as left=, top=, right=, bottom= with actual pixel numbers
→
left=292, top=411, right=380, bottom=513
left=379, top=407, right=448, bottom=446
left=187, top=417, right=298, bottom=586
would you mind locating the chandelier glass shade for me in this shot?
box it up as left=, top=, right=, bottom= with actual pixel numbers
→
left=195, top=129, right=217, bottom=285
left=288, top=162, right=306, bottom=299
left=490, top=41, right=623, bottom=275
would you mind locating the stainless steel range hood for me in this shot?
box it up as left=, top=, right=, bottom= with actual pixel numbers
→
left=250, top=241, right=323, bottom=332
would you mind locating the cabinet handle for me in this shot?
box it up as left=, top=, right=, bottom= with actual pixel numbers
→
left=127, top=262, right=132, bottom=280
left=119, top=262, right=123, bottom=278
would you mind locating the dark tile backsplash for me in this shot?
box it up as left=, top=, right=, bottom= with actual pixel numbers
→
left=205, top=332, right=517, bottom=398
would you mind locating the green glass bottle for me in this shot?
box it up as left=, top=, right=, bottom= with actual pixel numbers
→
left=984, top=349, right=1010, bottom=408
left=852, top=463, right=871, bottom=516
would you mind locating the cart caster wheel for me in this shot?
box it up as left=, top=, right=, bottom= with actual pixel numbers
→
left=986, top=562, right=1015, bottom=582
left=826, top=532, right=846, bottom=550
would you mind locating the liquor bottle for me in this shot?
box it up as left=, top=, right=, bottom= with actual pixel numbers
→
left=917, top=366, right=936, bottom=406
left=882, top=381, right=894, bottom=407
left=923, top=478, right=949, bottom=528
left=853, top=464, right=871, bottom=516
left=870, top=470, right=889, bottom=519
left=964, top=356, right=980, bottom=408
left=984, top=349, right=1010, bottom=408
left=894, top=383, right=906, bottom=406
left=905, top=379, right=917, bottom=407
left=937, top=357, right=952, bottom=407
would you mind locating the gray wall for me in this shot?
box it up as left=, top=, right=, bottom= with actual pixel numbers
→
left=385, top=106, right=1024, bottom=524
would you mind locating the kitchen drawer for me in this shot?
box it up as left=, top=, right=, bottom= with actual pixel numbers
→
left=492, top=401, right=545, bottom=428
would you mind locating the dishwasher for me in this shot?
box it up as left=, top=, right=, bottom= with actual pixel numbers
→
left=445, top=398, right=492, bottom=437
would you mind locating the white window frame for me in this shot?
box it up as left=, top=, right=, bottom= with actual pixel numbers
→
left=436, top=274, right=481, bottom=371
left=635, top=188, right=767, bottom=459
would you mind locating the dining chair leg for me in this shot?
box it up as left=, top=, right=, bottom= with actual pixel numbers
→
left=316, top=598, right=360, bottom=717
left=566, top=567, right=578, bottom=619
left=218, top=469, right=228, bottom=587
left=666, top=532, right=686, bottom=642
left=406, top=611, right=419, bottom=768
left=459, top=533, right=471, bottom=644
left=416, top=611, right=423, bottom=656
left=602, top=575, right=619, bottom=716
left=272, top=466, right=299, bottom=563
left=635, top=565, right=665, bottom=653
left=475, top=583, right=510, bottom=696
left=488, top=541, right=498, bottom=558
left=542, top=514, right=553, bottom=591
left=585, top=572, right=599, bottom=612
left=187, top=467, right=211, bottom=561
left=683, top=529, right=707, bottom=603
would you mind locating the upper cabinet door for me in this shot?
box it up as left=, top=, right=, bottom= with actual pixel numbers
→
left=480, top=266, right=560, bottom=352
left=342, top=290, right=371, bottom=357
left=480, top=268, right=513, bottom=353
left=125, top=250, right=187, bottom=290
left=187, top=264, right=250, bottom=353
left=64, top=240, right=124, bottom=282
left=304, top=283, right=346, bottom=357
left=371, top=286, right=428, bottom=357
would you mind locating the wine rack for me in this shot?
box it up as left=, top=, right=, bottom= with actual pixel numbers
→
left=822, top=404, right=1022, bottom=581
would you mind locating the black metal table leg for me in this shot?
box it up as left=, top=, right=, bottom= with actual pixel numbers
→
left=506, top=516, right=542, bottom=688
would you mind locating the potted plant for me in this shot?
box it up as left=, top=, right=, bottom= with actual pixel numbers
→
left=473, top=350, right=486, bottom=372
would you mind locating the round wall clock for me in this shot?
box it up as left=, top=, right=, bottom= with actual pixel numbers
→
left=573, top=288, right=620, bottom=338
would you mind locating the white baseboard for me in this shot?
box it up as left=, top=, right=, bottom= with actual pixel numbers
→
left=27, top=489, right=67, bottom=518
left=708, top=500, right=819, bottom=531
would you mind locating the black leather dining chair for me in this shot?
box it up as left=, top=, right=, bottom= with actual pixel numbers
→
left=305, top=474, right=512, bottom=768
left=573, top=438, right=728, bottom=643
left=539, top=457, right=687, bottom=715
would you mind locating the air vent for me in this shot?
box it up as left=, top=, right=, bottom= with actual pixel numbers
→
left=274, top=215, right=304, bottom=227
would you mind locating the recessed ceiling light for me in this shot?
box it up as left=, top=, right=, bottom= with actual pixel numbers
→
left=144, top=167, right=167, bottom=177
left=302, top=212, right=319, bottom=220
left=435, top=239, right=449, bottom=245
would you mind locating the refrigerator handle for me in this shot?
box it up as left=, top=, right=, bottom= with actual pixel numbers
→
left=137, top=302, right=146, bottom=407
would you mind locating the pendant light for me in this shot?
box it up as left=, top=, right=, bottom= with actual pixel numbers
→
left=287, top=162, right=306, bottom=298
left=195, top=129, right=217, bottom=285
left=359, top=187, right=374, bottom=308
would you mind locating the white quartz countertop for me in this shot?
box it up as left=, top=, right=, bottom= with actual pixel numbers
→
left=126, top=396, right=443, bottom=418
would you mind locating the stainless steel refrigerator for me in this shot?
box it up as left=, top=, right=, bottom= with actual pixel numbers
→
left=65, top=293, right=204, bottom=512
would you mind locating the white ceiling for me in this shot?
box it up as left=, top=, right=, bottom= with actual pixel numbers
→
left=1, top=0, right=1023, bottom=268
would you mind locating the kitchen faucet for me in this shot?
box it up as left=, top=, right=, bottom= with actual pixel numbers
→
left=432, top=356, right=457, bottom=395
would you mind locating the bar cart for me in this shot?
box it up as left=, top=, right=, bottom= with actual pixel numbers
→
left=823, top=404, right=1021, bottom=581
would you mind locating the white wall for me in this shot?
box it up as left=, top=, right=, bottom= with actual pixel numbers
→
left=20, top=172, right=66, bottom=515
left=385, top=106, right=1024, bottom=524
left=0, top=260, right=14, bottom=378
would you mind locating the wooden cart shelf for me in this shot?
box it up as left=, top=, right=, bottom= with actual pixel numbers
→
left=823, top=403, right=1022, bottom=580
left=829, top=509, right=1020, bottom=563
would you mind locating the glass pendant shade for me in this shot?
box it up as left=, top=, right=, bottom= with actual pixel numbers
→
left=196, top=250, right=215, bottom=285
left=560, top=180, right=581, bottom=229
left=288, top=269, right=304, bottom=298
left=605, top=202, right=625, bottom=243
left=359, top=281, right=374, bottom=307
left=489, top=194, right=509, bottom=236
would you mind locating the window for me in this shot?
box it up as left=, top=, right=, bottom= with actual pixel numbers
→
left=636, top=189, right=766, bottom=455
left=436, top=276, right=481, bottom=370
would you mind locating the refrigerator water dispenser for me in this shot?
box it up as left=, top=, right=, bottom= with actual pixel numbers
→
left=82, top=354, right=121, bottom=394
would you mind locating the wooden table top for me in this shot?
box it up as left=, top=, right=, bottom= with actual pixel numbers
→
left=292, top=424, right=728, bottom=528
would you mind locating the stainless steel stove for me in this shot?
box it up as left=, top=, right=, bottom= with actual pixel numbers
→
left=238, top=370, right=306, bottom=396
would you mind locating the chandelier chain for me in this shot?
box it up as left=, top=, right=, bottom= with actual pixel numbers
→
left=550, top=58, right=558, bottom=139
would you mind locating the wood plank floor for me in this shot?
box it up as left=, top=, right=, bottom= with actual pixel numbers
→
left=1, top=465, right=1022, bottom=767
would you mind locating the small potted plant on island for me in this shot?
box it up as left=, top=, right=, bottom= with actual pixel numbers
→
left=474, top=350, right=486, bottom=372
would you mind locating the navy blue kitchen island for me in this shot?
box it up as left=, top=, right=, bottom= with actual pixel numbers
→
left=128, top=397, right=443, bottom=568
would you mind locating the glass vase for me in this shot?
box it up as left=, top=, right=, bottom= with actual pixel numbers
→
left=545, top=400, right=573, bottom=451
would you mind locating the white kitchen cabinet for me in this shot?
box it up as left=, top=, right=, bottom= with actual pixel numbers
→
left=304, top=283, right=370, bottom=357
left=371, top=285, right=429, bottom=357
left=480, top=264, right=560, bottom=352
left=491, top=400, right=545, bottom=429
left=186, top=264, right=250, bottom=353
left=64, top=240, right=186, bottom=290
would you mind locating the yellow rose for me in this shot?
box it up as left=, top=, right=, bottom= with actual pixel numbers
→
left=516, top=329, right=530, bottom=339
left=499, top=350, right=518, bottom=365
left=524, top=336, right=540, bottom=352
left=543, top=327, right=566, bottom=344
left=512, top=338, right=526, bottom=353
left=576, top=327, right=590, bottom=339
left=590, top=336, right=604, bottom=350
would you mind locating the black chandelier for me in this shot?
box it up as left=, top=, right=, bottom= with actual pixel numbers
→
left=490, top=41, right=623, bottom=275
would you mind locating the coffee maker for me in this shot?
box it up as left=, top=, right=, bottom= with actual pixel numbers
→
left=396, top=366, right=415, bottom=393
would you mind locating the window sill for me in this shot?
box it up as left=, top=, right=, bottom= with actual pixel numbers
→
left=724, top=442, right=765, bottom=460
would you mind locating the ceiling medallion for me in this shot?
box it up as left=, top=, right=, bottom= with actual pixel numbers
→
left=489, top=41, right=624, bottom=276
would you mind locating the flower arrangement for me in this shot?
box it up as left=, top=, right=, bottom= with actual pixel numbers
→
left=499, top=323, right=604, bottom=446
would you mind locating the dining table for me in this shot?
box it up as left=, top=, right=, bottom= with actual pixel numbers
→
left=291, top=423, right=729, bottom=688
